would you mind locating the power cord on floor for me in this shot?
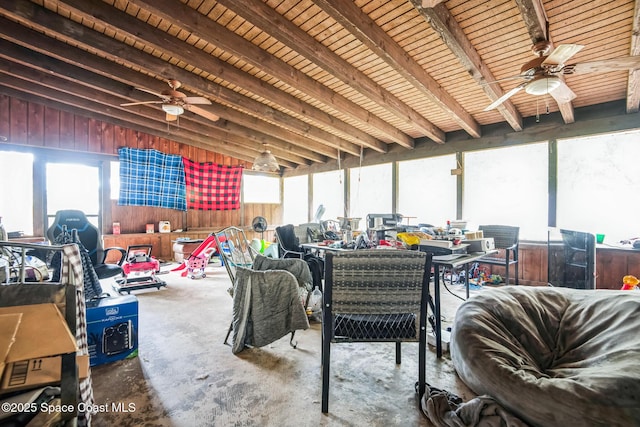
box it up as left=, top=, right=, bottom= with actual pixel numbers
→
left=440, top=267, right=466, bottom=302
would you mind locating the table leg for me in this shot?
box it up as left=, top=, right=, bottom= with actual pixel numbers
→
left=434, top=265, right=442, bottom=358
left=465, top=262, right=470, bottom=300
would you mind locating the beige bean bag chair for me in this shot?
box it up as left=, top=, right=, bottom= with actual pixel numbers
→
left=451, top=286, right=640, bottom=427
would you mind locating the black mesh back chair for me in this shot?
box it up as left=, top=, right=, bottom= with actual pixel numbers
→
left=47, top=210, right=125, bottom=280
left=478, top=225, right=520, bottom=285
left=275, top=224, right=306, bottom=258
left=321, top=250, right=433, bottom=413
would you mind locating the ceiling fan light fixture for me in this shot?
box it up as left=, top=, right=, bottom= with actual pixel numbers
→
left=162, top=103, right=184, bottom=116
left=525, top=75, right=562, bottom=96
left=252, top=148, right=280, bottom=173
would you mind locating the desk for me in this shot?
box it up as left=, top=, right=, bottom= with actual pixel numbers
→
left=429, top=250, right=498, bottom=358
left=300, top=243, right=352, bottom=255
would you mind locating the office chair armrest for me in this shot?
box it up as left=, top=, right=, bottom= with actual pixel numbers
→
left=102, top=247, right=127, bottom=265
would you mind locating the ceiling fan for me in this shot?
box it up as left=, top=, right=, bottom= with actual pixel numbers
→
left=484, top=41, right=640, bottom=111
left=121, top=79, right=219, bottom=122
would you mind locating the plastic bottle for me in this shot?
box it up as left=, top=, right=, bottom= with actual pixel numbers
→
left=308, top=286, right=323, bottom=317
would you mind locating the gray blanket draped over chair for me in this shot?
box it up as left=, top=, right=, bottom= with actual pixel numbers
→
left=252, top=254, right=313, bottom=292
left=231, top=267, right=309, bottom=354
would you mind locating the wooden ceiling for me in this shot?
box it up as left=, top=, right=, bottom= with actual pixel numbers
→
left=1, top=0, right=639, bottom=171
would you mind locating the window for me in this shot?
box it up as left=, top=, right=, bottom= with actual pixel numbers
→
left=557, top=130, right=640, bottom=243
left=349, top=163, right=392, bottom=230
left=243, top=173, right=280, bottom=203
left=398, top=155, right=457, bottom=227
left=0, top=151, right=34, bottom=235
left=312, top=170, right=344, bottom=222
left=46, top=162, right=100, bottom=227
left=110, top=161, right=120, bottom=200
left=283, top=175, right=308, bottom=224
left=463, top=143, right=548, bottom=240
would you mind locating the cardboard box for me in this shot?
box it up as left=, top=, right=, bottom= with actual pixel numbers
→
left=0, top=304, right=85, bottom=393
left=2, top=354, right=89, bottom=393
left=0, top=313, right=22, bottom=378
left=86, top=295, right=138, bottom=367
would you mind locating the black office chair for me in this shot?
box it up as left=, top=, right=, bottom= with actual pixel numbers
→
left=47, top=210, right=126, bottom=280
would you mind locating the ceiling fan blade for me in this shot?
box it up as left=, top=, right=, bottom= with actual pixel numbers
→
left=187, top=105, right=220, bottom=122
left=542, top=44, right=584, bottom=66
left=483, top=82, right=527, bottom=111
left=120, top=100, right=162, bottom=107
left=549, top=81, right=577, bottom=104
left=166, top=113, right=178, bottom=121
left=565, top=55, right=640, bottom=74
left=135, top=86, right=168, bottom=99
left=183, top=96, right=212, bottom=105
left=480, top=75, right=529, bottom=86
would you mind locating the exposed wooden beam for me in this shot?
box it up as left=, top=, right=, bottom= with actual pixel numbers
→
left=216, top=0, right=442, bottom=146
left=514, top=0, right=548, bottom=44
left=119, top=0, right=402, bottom=150
left=411, top=1, right=523, bottom=132
left=0, top=1, right=370, bottom=158
left=514, top=0, right=575, bottom=124
left=0, top=34, right=321, bottom=166
left=312, top=0, right=480, bottom=139
left=627, top=0, right=640, bottom=113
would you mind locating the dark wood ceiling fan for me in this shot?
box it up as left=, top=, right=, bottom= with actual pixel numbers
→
left=121, top=79, right=219, bottom=122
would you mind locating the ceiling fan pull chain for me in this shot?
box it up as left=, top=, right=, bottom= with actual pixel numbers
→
left=536, top=98, right=540, bottom=123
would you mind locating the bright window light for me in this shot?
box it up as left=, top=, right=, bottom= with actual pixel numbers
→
left=110, top=161, right=120, bottom=200
left=398, top=154, right=457, bottom=227
left=46, top=162, right=100, bottom=228
left=464, top=143, right=548, bottom=240
left=349, top=163, right=392, bottom=230
left=283, top=175, right=308, bottom=224
left=557, top=130, right=640, bottom=243
left=312, top=170, right=344, bottom=222
left=243, top=173, right=280, bottom=204
left=0, top=151, right=34, bottom=235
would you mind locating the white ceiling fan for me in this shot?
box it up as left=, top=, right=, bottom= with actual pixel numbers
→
left=121, top=79, right=219, bottom=122
left=484, top=40, right=640, bottom=111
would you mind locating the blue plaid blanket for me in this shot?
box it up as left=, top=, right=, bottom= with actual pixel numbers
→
left=118, top=147, right=187, bottom=211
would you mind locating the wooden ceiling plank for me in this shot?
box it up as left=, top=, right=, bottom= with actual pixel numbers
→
left=0, top=22, right=326, bottom=164
left=0, top=78, right=279, bottom=166
left=0, top=2, right=363, bottom=158
left=215, top=0, right=443, bottom=146
left=0, top=59, right=309, bottom=166
left=411, top=1, right=523, bottom=131
left=124, top=0, right=406, bottom=149
left=56, top=0, right=379, bottom=155
left=313, top=0, right=480, bottom=140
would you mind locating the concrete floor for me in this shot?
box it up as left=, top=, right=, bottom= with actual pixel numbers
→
left=90, top=260, right=479, bottom=427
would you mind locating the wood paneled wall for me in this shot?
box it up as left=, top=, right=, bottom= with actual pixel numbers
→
left=482, top=243, right=640, bottom=290
left=0, top=94, right=282, bottom=237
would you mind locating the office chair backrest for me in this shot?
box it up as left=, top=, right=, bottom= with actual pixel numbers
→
left=47, top=210, right=102, bottom=266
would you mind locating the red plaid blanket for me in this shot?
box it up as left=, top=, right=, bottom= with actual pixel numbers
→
left=182, top=158, right=243, bottom=210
